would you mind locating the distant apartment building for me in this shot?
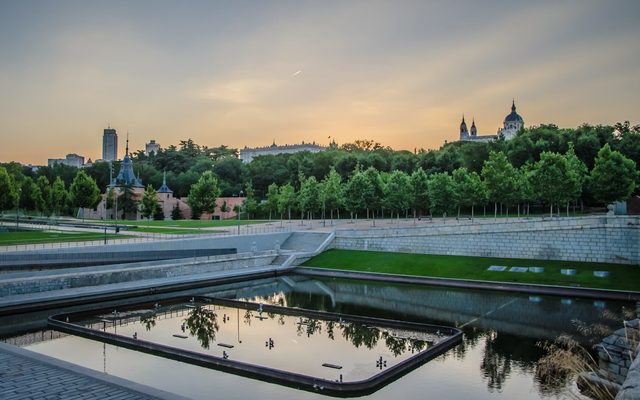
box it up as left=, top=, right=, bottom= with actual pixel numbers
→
left=145, top=139, right=161, bottom=156
left=102, top=127, right=118, bottom=161
left=239, top=141, right=326, bottom=163
left=48, top=153, right=85, bottom=168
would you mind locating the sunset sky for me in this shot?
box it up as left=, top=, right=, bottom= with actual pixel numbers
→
left=1, top=0, right=639, bottom=165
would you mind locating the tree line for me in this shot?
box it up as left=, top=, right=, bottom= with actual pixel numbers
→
left=0, top=122, right=638, bottom=220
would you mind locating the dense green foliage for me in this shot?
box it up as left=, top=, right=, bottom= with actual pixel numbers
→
left=0, top=166, right=19, bottom=213
left=2, top=121, right=638, bottom=219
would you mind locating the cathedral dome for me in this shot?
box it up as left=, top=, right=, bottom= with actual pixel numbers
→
left=504, top=100, right=523, bottom=123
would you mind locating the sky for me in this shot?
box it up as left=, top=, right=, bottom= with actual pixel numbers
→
left=1, top=0, right=639, bottom=165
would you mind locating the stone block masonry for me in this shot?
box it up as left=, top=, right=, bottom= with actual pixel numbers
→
left=332, top=216, right=640, bottom=265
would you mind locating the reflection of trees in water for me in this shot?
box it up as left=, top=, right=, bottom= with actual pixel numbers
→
left=184, top=306, right=219, bottom=349
left=381, top=332, right=428, bottom=357
left=452, top=326, right=484, bottom=360
left=480, top=331, right=512, bottom=391
left=326, top=321, right=336, bottom=340
left=341, top=322, right=380, bottom=349
left=295, top=318, right=322, bottom=337
left=139, top=312, right=157, bottom=331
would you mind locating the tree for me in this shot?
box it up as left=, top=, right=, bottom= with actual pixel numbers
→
left=383, top=170, right=412, bottom=220
left=467, top=171, right=487, bottom=221
left=106, top=187, right=116, bottom=214
left=49, top=177, right=68, bottom=216
left=265, top=183, right=279, bottom=220
left=0, top=166, right=18, bottom=214
left=589, top=144, right=637, bottom=205
left=530, top=152, right=576, bottom=217
left=140, top=185, right=160, bottom=220
left=219, top=200, right=230, bottom=220
left=342, top=169, right=369, bottom=220
left=321, top=167, right=343, bottom=223
left=120, top=184, right=138, bottom=219
left=428, top=172, right=454, bottom=221
left=410, top=168, right=430, bottom=219
left=277, top=183, right=296, bottom=221
left=153, top=203, right=165, bottom=220
left=564, top=145, right=588, bottom=214
left=36, top=176, right=51, bottom=216
left=69, top=170, right=100, bottom=218
left=481, top=151, right=518, bottom=219
left=363, top=167, right=384, bottom=221
left=19, top=177, right=45, bottom=214
left=188, top=171, right=221, bottom=218
left=243, top=182, right=258, bottom=219
left=298, top=175, right=321, bottom=223
left=171, top=204, right=183, bottom=220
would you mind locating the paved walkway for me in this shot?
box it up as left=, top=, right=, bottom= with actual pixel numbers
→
left=0, top=343, right=187, bottom=400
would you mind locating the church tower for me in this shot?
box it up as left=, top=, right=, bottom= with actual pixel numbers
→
left=470, top=118, right=477, bottom=137
left=459, top=115, right=469, bottom=140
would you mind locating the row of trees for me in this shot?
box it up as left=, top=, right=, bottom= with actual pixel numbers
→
left=185, top=144, right=637, bottom=223
left=0, top=168, right=101, bottom=217
left=256, top=145, right=636, bottom=222
left=1, top=121, right=638, bottom=220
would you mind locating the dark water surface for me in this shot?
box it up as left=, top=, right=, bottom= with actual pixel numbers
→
left=3, top=275, right=632, bottom=399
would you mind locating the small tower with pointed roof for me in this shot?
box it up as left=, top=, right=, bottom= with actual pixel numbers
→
left=114, top=134, right=143, bottom=187
left=459, top=115, right=469, bottom=140
left=470, top=118, right=477, bottom=137
left=157, top=170, right=173, bottom=199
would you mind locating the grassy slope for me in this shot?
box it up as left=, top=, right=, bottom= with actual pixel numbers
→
left=302, top=249, right=640, bottom=291
left=0, top=231, right=123, bottom=245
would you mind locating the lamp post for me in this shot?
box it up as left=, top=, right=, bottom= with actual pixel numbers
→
left=237, top=190, right=244, bottom=235
left=16, top=187, right=21, bottom=230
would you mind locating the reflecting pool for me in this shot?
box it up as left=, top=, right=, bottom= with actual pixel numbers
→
left=2, top=275, right=633, bottom=399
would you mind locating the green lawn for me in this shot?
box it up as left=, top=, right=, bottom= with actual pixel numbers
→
left=302, top=249, right=640, bottom=292
left=93, top=219, right=265, bottom=228
left=0, top=231, right=124, bottom=246
left=129, top=227, right=225, bottom=234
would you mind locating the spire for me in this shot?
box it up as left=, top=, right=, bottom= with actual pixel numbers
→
left=511, top=99, right=516, bottom=112
left=470, top=117, right=477, bottom=136
left=125, top=132, right=130, bottom=157
left=158, top=169, right=172, bottom=193
left=460, top=114, right=468, bottom=136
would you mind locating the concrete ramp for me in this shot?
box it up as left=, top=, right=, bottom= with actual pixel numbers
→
left=280, top=232, right=331, bottom=252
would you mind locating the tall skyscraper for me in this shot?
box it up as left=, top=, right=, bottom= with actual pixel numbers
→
left=102, top=127, right=118, bottom=161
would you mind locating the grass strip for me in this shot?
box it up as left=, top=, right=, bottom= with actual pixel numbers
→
left=0, top=231, right=126, bottom=246
left=302, top=249, right=640, bottom=292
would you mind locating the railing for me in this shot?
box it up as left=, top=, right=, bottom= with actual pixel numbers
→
left=0, top=219, right=334, bottom=253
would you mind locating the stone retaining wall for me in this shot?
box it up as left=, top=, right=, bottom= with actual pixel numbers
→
left=0, top=251, right=277, bottom=297
left=598, top=320, right=639, bottom=385
left=332, top=216, right=640, bottom=265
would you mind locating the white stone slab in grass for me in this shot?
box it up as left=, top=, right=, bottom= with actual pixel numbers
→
left=561, top=268, right=577, bottom=275
left=593, top=271, right=610, bottom=278
left=487, top=265, right=507, bottom=272
left=528, top=267, right=545, bottom=273
left=509, top=267, right=528, bottom=273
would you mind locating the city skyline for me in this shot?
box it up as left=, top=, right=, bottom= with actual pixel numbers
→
left=1, top=1, right=639, bottom=165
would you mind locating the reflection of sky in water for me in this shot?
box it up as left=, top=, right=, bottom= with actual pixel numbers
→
left=78, top=302, right=443, bottom=383
left=20, top=276, right=634, bottom=399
